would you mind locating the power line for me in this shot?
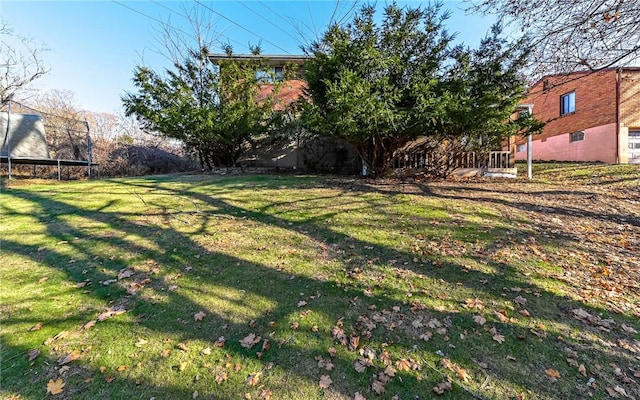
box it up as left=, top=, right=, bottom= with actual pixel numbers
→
left=237, top=1, right=301, bottom=44
left=193, top=0, right=292, bottom=54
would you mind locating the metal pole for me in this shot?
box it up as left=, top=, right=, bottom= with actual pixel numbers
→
left=84, top=117, right=92, bottom=179
left=526, top=104, right=533, bottom=180
left=57, top=159, right=61, bottom=181
left=6, top=100, right=12, bottom=180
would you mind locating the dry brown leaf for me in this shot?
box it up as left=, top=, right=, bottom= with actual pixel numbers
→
left=349, top=335, right=360, bottom=351
left=519, top=309, right=531, bottom=317
left=441, top=358, right=455, bottom=371
left=420, top=331, right=433, bottom=341
left=135, top=338, right=148, bottom=347
left=246, top=371, right=262, bottom=386
left=29, top=323, right=43, bottom=331
left=513, top=296, right=527, bottom=305
left=371, top=379, right=386, bottom=394
left=492, top=334, right=505, bottom=344
left=432, top=380, right=452, bottom=395
left=161, top=349, right=171, bottom=358
left=396, top=359, right=411, bottom=371
left=578, top=364, right=587, bottom=377
left=47, top=378, right=65, bottom=395
left=259, top=389, right=273, bottom=400
left=215, top=371, right=228, bottom=384
left=319, top=375, right=332, bottom=389
left=297, top=300, right=308, bottom=307
left=465, top=298, right=485, bottom=310
left=59, top=366, right=70, bottom=375
left=27, top=349, right=40, bottom=361
left=176, top=342, right=188, bottom=351
left=58, top=350, right=80, bottom=365
left=82, top=320, right=97, bottom=330
left=455, top=366, right=471, bottom=383
left=117, top=365, right=128, bottom=372
left=240, top=334, right=260, bottom=349
left=178, top=362, right=188, bottom=371
left=201, top=347, right=212, bottom=355
left=354, top=392, right=367, bottom=400
left=194, top=311, right=206, bottom=321
left=383, top=365, right=396, bottom=377
left=545, top=369, right=561, bottom=379
left=473, top=315, right=486, bottom=325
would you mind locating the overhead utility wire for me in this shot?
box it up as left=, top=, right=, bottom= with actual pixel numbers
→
left=147, top=0, right=246, bottom=49
left=193, top=0, right=292, bottom=54
left=236, top=1, right=301, bottom=43
left=111, top=0, right=198, bottom=42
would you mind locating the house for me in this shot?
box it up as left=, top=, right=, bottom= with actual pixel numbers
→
left=207, top=53, right=359, bottom=172
left=514, top=68, right=640, bottom=164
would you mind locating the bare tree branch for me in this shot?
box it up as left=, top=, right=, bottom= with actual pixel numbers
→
left=467, top=0, right=640, bottom=78
left=0, top=20, right=49, bottom=106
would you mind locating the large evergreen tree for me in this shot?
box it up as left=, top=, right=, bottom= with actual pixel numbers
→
left=301, top=3, right=454, bottom=177
left=300, top=3, right=540, bottom=177
left=122, top=48, right=281, bottom=169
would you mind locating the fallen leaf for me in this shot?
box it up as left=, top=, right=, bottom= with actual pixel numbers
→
left=58, top=350, right=80, bottom=365
left=297, top=300, right=308, bottom=307
left=246, top=371, right=262, bottom=386
left=383, top=365, right=396, bottom=377
left=319, top=375, right=332, bottom=389
left=176, top=342, right=188, bottom=351
left=47, top=378, right=65, bottom=395
left=29, top=323, right=43, bottom=331
left=135, top=338, right=148, bottom=347
left=354, top=392, right=367, bottom=400
left=519, top=309, right=531, bottom=317
left=465, top=298, right=485, bottom=310
left=240, top=334, right=260, bottom=349
left=396, top=359, right=411, bottom=371
left=492, top=334, right=505, bottom=344
left=545, top=369, right=561, bottom=379
left=118, top=268, right=133, bottom=279
left=28, top=348, right=41, bottom=361
left=473, top=315, right=486, bottom=325
left=192, top=391, right=199, bottom=399
left=215, top=371, right=228, bottom=384
left=513, top=296, right=527, bottom=305
left=201, top=347, right=212, bottom=355
left=117, top=365, right=128, bottom=372
left=259, top=389, right=273, bottom=400
left=371, top=379, right=385, bottom=394
left=161, top=349, right=171, bottom=358
left=194, top=311, right=206, bottom=321
left=328, top=347, right=337, bottom=357
left=82, top=320, right=97, bottom=330
left=178, top=361, right=188, bottom=371
left=214, top=336, right=226, bottom=347
left=578, top=364, right=587, bottom=377
left=432, top=380, right=452, bottom=395
left=58, top=366, right=70, bottom=375
left=420, top=331, right=433, bottom=341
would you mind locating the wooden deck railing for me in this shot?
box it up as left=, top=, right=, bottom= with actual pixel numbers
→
left=393, top=151, right=512, bottom=169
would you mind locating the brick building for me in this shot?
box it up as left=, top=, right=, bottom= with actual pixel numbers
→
left=514, top=68, right=640, bottom=164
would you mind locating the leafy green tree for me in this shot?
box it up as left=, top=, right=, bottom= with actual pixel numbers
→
left=300, top=3, right=455, bottom=177
left=122, top=48, right=281, bottom=169
left=438, top=25, right=543, bottom=149
left=300, top=3, right=540, bottom=177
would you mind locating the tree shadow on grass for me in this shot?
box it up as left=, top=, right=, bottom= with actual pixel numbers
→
left=1, top=176, right=639, bottom=399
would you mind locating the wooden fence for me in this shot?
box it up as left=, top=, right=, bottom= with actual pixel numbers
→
left=393, top=150, right=512, bottom=169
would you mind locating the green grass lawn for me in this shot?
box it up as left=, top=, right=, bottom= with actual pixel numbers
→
left=1, top=166, right=639, bottom=399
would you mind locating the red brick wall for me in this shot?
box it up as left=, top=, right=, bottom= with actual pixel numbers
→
left=520, top=70, right=617, bottom=146
left=620, top=71, right=640, bottom=128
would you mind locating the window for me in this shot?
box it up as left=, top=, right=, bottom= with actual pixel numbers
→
left=561, top=92, right=575, bottom=115
left=570, top=131, right=584, bottom=142
left=629, top=130, right=640, bottom=150
left=274, top=66, right=284, bottom=82
left=517, top=144, right=526, bottom=153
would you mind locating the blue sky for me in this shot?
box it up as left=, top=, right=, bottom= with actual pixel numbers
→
left=1, top=1, right=497, bottom=114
